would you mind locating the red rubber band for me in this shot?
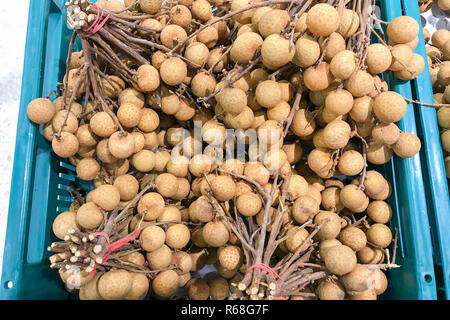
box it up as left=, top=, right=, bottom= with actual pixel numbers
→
left=81, top=3, right=110, bottom=38
left=244, top=262, right=284, bottom=287
left=88, top=229, right=141, bottom=275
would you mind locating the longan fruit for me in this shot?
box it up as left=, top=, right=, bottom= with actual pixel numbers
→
left=261, top=34, right=295, bottom=69
left=217, top=87, right=247, bottom=115
left=291, top=108, right=316, bottom=137
left=307, top=148, right=332, bottom=173
left=207, top=48, right=229, bottom=73
left=387, top=16, right=419, bottom=44
left=165, top=224, right=190, bottom=249
left=306, top=3, right=340, bottom=37
left=155, top=173, right=179, bottom=198
left=52, top=132, right=79, bottom=158
left=122, top=252, right=146, bottom=266
left=325, top=89, right=354, bottom=116
left=175, top=99, right=196, bottom=121
left=330, top=50, right=356, bottom=80
left=255, top=80, right=282, bottom=109
left=367, top=201, right=392, bottom=224
left=135, top=65, right=160, bottom=93
left=189, top=196, right=214, bottom=222
left=372, top=123, right=400, bottom=146
left=184, top=42, right=210, bottom=68
left=208, top=276, right=229, bottom=300
left=92, top=184, right=121, bottom=211
left=140, top=225, right=166, bottom=252
left=340, top=184, right=368, bottom=213
left=366, top=223, right=392, bottom=248
left=230, top=32, right=263, bottom=64
left=339, top=227, right=367, bottom=252
left=337, top=151, right=364, bottom=176
left=338, top=9, right=359, bottom=38
left=102, top=76, right=125, bottom=99
left=258, top=9, right=290, bottom=38
left=159, top=57, right=187, bottom=86
left=95, top=139, right=117, bottom=164
left=437, top=63, right=450, bottom=86
left=282, top=143, right=303, bottom=165
left=170, top=5, right=192, bottom=28
left=147, top=244, right=172, bottom=270
left=283, top=174, right=309, bottom=201
left=323, top=120, right=351, bottom=149
left=263, top=148, right=288, bottom=172
left=322, top=244, right=357, bottom=276
left=76, top=124, right=98, bottom=147
left=79, top=272, right=103, bottom=300
left=52, top=110, right=78, bottom=134
left=108, top=132, right=135, bottom=159
left=322, top=32, right=346, bottom=62
left=358, top=246, right=384, bottom=264
left=124, top=273, right=149, bottom=300
left=132, top=149, right=156, bottom=172
left=244, top=162, right=270, bottom=186
left=285, top=228, right=310, bottom=253
left=317, top=280, right=345, bottom=300
left=348, top=288, right=377, bottom=300
left=390, top=44, right=413, bottom=71
left=314, top=211, right=342, bottom=240
left=221, top=158, right=245, bottom=175
left=97, top=270, right=132, bottom=300
left=192, top=72, right=217, bottom=99
left=186, top=278, right=210, bottom=300
left=117, top=103, right=144, bottom=128
left=218, top=245, right=243, bottom=270
left=76, top=157, right=100, bottom=181
left=372, top=270, right=388, bottom=295
left=321, top=187, right=344, bottom=212
left=172, top=251, right=193, bottom=275
left=364, top=170, right=387, bottom=197
left=395, top=53, right=425, bottom=80
left=366, top=44, right=392, bottom=74
left=90, top=112, right=116, bottom=138
left=345, top=70, right=374, bottom=97
left=191, top=0, right=212, bottom=22
left=119, top=88, right=145, bottom=109
left=366, top=141, right=393, bottom=165
left=113, top=174, right=139, bottom=201
left=304, top=63, right=333, bottom=92
left=391, top=132, right=421, bottom=158
left=203, top=221, right=229, bottom=247
left=76, top=202, right=103, bottom=229
left=138, top=192, right=165, bottom=221
left=52, top=211, right=78, bottom=240
left=167, top=155, right=189, bottom=177
left=210, top=175, right=236, bottom=201
left=197, top=26, right=219, bottom=48
left=152, top=270, right=179, bottom=299
left=157, top=205, right=182, bottom=224
left=340, top=264, right=373, bottom=292
left=236, top=192, right=262, bottom=217
left=27, top=98, right=56, bottom=124
left=230, top=0, right=254, bottom=24
left=160, top=24, right=187, bottom=50
left=224, top=106, right=255, bottom=129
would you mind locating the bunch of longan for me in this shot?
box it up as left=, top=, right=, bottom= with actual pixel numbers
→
left=25, top=0, right=429, bottom=300
left=423, top=27, right=450, bottom=177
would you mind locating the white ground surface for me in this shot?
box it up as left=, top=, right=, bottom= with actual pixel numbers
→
left=0, top=1, right=30, bottom=277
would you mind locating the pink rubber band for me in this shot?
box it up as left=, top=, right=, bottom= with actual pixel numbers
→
left=82, top=3, right=110, bottom=38
left=244, top=262, right=284, bottom=287
left=88, top=229, right=141, bottom=275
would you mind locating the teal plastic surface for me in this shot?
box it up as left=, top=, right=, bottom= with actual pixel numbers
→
left=401, top=0, right=450, bottom=300
left=0, top=0, right=442, bottom=299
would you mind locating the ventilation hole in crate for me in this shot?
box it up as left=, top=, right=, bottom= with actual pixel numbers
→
left=424, top=274, right=432, bottom=283
left=4, top=281, right=13, bottom=289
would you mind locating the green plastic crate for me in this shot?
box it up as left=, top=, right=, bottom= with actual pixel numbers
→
left=0, top=0, right=441, bottom=299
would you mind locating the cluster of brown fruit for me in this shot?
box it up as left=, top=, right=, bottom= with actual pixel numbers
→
left=418, top=0, right=450, bottom=12
left=424, top=27, right=450, bottom=177
left=25, top=0, right=425, bottom=300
